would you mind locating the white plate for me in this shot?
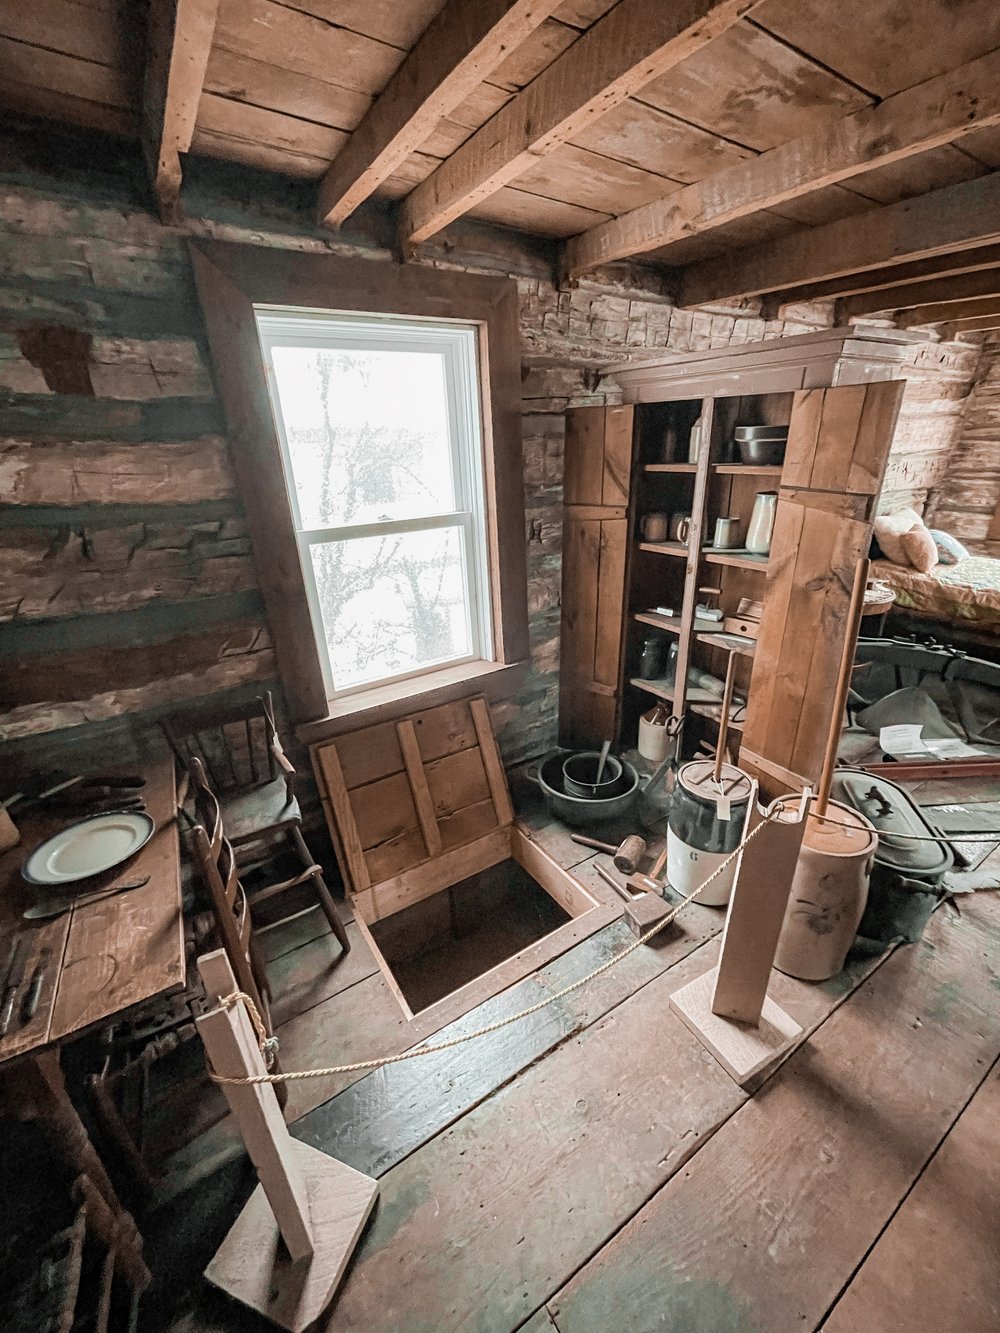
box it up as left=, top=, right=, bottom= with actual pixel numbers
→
left=22, top=812, right=155, bottom=886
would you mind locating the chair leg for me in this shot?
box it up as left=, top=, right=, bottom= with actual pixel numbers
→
left=290, top=826, right=351, bottom=954
left=88, top=1072, right=159, bottom=1200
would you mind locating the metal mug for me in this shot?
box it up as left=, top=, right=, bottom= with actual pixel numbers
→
left=713, top=515, right=741, bottom=549
left=641, top=512, right=669, bottom=541
left=669, top=513, right=692, bottom=544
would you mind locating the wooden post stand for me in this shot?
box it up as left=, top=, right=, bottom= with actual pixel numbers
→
left=195, top=951, right=378, bottom=1332
left=669, top=786, right=811, bottom=1085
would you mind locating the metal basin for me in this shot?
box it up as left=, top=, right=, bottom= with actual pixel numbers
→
left=529, top=752, right=643, bottom=827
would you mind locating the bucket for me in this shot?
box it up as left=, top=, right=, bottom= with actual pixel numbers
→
left=666, top=760, right=753, bottom=908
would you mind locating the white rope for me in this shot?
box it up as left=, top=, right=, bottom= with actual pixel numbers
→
left=208, top=809, right=780, bottom=1087
left=207, top=790, right=999, bottom=1089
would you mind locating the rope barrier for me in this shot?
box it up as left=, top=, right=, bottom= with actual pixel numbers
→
left=207, top=788, right=999, bottom=1088
left=208, top=808, right=782, bottom=1087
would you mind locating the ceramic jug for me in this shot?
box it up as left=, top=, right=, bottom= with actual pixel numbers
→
left=774, top=802, right=877, bottom=981
left=745, top=491, right=778, bottom=555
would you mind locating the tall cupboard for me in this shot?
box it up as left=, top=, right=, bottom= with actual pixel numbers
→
left=558, top=327, right=913, bottom=795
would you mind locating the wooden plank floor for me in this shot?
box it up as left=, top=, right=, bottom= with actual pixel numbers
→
left=160, top=777, right=1000, bottom=1333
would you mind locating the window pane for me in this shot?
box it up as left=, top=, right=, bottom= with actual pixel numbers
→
left=269, top=345, right=458, bottom=530
left=309, top=526, right=473, bottom=689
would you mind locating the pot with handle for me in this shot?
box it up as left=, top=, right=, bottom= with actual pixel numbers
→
left=527, top=752, right=644, bottom=827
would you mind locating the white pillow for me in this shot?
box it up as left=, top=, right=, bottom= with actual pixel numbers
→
left=873, top=508, right=922, bottom=565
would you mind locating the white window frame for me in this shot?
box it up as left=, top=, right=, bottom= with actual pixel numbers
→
left=255, top=307, right=494, bottom=700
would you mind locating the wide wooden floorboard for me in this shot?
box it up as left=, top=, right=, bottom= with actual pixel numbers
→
left=821, top=1062, right=1000, bottom=1333
left=547, top=892, right=1000, bottom=1333
left=295, top=908, right=722, bottom=1177
left=278, top=936, right=887, bottom=1332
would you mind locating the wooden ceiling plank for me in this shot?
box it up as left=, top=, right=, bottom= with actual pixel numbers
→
left=143, top=0, right=221, bottom=223
left=565, top=46, right=1000, bottom=277
left=751, top=0, right=1000, bottom=100
left=837, top=267, right=1000, bottom=321
left=203, top=49, right=373, bottom=132
left=400, top=0, right=764, bottom=246
left=896, top=294, right=1000, bottom=328
left=939, top=314, right=1000, bottom=337
left=317, top=0, right=567, bottom=228
left=762, top=245, right=1000, bottom=310
left=678, top=170, right=1000, bottom=306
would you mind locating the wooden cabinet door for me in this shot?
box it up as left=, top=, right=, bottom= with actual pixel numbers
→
left=558, top=405, right=634, bottom=750
left=741, top=381, right=904, bottom=794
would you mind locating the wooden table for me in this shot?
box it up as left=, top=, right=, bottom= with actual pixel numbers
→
left=0, top=755, right=185, bottom=1287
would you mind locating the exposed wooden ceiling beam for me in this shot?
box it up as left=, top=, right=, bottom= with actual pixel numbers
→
left=317, top=0, right=565, bottom=229
left=564, top=48, right=1000, bottom=279
left=678, top=171, right=1000, bottom=307
left=837, top=267, right=1000, bottom=321
left=761, top=245, right=1000, bottom=313
left=143, top=0, right=220, bottom=224
left=896, top=294, right=1000, bottom=328
left=400, top=0, right=761, bottom=247
left=940, top=314, right=1000, bottom=336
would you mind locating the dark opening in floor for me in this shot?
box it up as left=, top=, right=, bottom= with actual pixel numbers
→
left=368, top=859, right=571, bottom=1014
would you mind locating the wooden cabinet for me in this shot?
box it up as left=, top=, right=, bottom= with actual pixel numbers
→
left=558, top=405, right=633, bottom=749
left=562, top=328, right=909, bottom=792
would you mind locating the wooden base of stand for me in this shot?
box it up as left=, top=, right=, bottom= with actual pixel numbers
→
left=205, top=1140, right=378, bottom=1332
left=669, top=968, right=802, bottom=1086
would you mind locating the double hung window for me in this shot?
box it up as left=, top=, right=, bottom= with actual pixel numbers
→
left=256, top=310, right=492, bottom=699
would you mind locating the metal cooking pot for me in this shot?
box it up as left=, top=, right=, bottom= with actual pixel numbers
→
left=528, top=752, right=643, bottom=827
left=562, top=750, right=625, bottom=799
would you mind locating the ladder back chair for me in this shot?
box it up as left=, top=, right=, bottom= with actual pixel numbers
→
left=87, top=757, right=288, bottom=1195
left=187, top=757, right=276, bottom=1037
left=161, top=693, right=350, bottom=955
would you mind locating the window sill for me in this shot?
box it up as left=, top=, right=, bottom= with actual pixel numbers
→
left=295, top=659, right=529, bottom=747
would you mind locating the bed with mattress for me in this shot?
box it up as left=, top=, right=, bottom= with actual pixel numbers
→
left=872, top=541, right=1000, bottom=635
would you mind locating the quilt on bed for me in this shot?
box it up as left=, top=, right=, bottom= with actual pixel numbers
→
left=873, top=550, right=1000, bottom=633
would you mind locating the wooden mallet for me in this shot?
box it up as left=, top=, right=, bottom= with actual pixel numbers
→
left=571, top=832, right=647, bottom=875
left=595, top=863, right=673, bottom=938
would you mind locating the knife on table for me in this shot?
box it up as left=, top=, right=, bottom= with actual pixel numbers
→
left=20, top=948, right=51, bottom=1025
left=0, top=937, right=29, bottom=1038
left=22, top=875, right=151, bottom=922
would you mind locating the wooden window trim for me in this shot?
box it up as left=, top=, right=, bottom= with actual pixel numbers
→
left=188, top=239, right=529, bottom=725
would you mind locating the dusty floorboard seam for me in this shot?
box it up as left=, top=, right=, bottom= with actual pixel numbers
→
left=517, top=938, right=904, bottom=1330
left=392, top=929, right=724, bottom=1158
left=814, top=1046, right=1000, bottom=1331
left=274, top=965, right=377, bottom=1033
left=290, top=917, right=729, bottom=1177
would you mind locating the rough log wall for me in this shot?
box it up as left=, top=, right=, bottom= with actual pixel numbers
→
left=876, top=337, right=981, bottom=519
left=0, top=122, right=979, bottom=781
left=926, top=338, right=1000, bottom=541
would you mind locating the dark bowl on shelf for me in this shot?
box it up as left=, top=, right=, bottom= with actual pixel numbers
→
left=737, top=436, right=786, bottom=465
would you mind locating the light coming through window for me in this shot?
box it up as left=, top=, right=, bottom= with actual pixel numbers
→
left=256, top=308, right=493, bottom=698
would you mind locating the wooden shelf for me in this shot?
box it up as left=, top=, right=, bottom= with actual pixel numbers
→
left=629, top=678, right=721, bottom=705
left=644, top=463, right=697, bottom=473
left=639, top=541, right=689, bottom=558
left=690, top=701, right=747, bottom=732
left=634, top=611, right=682, bottom=635
left=702, top=548, right=770, bottom=570
left=713, top=463, right=783, bottom=476
left=633, top=612, right=725, bottom=636
left=698, top=630, right=757, bottom=657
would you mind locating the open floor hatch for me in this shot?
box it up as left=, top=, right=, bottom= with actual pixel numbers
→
left=311, top=696, right=616, bottom=1021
